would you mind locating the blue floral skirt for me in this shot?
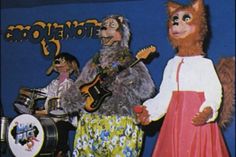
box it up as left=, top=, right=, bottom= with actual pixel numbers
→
left=72, top=114, right=143, bottom=157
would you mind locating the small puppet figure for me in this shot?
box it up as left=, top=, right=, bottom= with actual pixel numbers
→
left=61, top=15, right=156, bottom=157
left=19, top=52, right=79, bottom=157
left=134, top=0, right=230, bottom=157
left=24, top=52, right=79, bottom=115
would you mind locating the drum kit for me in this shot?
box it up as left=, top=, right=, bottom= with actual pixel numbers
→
left=13, top=88, right=44, bottom=114
left=1, top=88, right=68, bottom=157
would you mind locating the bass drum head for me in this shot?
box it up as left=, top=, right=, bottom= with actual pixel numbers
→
left=7, top=114, right=44, bottom=157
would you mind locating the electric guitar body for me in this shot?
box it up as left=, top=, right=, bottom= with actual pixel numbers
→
left=80, top=45, right=157, bottom=112
left=80, top=74, right=112, bottom=112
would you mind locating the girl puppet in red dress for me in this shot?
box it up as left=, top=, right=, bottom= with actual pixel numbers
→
left=134, top=0, right=229, bottom=156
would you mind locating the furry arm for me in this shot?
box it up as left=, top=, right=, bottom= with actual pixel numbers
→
left=96, top=62, right=156, bottom=116
left=61, top=60, right=96, bottom=113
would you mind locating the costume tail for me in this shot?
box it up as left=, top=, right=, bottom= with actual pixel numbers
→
left=215, top=57, right=235, bottom=129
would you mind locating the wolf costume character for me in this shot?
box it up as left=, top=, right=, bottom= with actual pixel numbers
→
left=61, top=15, right=156, bottom=157
left=134, top=0, right=229, bottom=157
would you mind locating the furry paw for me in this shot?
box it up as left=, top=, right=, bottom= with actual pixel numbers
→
left=133, top=105, right=151, bottom=125
left=192, top=107, right=213, bottom=126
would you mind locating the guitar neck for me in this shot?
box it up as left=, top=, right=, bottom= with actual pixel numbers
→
left=101, top=45, right=156, bottom=83
left=129, top=59, right=141, bottom=68
left=100, top=58, right=139, bottom=85
left=115, top=57, right=141, bottom=75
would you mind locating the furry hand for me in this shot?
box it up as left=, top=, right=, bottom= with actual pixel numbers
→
left=133, top=105, right=151, bottom=125
left=192, top=107, right=213, bottom=126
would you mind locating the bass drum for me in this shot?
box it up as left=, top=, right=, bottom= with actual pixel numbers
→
left=7, top=114, right=58, bottom=157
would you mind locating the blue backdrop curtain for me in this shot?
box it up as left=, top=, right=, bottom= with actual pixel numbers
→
left=1, top=0, right=235, bottom=156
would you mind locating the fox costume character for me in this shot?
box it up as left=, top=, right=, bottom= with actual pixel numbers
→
left=61, top=15, right=155, bottom=157
left=134, top=0, right=229, bottom=157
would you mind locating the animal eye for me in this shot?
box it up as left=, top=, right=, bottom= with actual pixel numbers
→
left=172, top=15, right=179, bottom=23
left=61, top=58, right=66, bottom=63
left=103, top=24, right=108, bottom=28
left=110, top=22, right=116, bottom=28
left=54, top=59, right=60, bottom=64
left=103, top=21, right=109, bottom=28
left=110, top=21, right=119, bottom=28
left=183, top=14, right=191, bottom=22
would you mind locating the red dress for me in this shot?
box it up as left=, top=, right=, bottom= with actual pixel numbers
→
left=152, top=59, right=229, bottom=157
left=152, top=91, right=229, bottom=157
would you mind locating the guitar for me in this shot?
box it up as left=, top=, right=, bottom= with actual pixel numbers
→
left=80, top=45, right=157, bottom=112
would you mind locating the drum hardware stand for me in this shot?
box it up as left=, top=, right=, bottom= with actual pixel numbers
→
left=28, top=89, right=39, bottom=113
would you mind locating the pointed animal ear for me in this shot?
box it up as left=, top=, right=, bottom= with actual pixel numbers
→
left=192, top=0, right=204, bottom=11
left=167, top=1, right=181, bottom=15
left=117, top=16, right=124, bottom=23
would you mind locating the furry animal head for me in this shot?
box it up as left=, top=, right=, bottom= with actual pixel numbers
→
left=97, top=15, right=131, bottom=48
left=167, top=0, right=208, bottom=56
left=46, top=52, right=79, bottom=77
